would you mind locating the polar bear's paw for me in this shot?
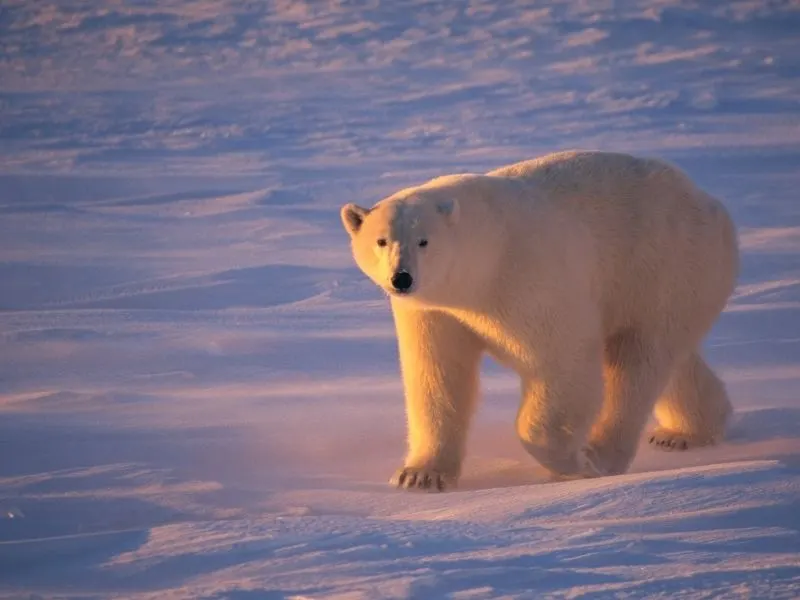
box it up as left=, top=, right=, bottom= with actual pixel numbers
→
left=544, top=447, right=607, bottom=481
left=580, top=442, right=636, bottom=477
left=579, top=446, right=608, bottom=478
left=390, top=466, right=453, bottom=492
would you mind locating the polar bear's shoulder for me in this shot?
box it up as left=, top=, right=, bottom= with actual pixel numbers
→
left=486, top=150, right=589, bottom=178
left=421, top=172, right=484, bottom=190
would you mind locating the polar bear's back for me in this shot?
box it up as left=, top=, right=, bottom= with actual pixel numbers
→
left=487, top=150, right=694, bottom=202
left=488, top=150, right=739, bottom=338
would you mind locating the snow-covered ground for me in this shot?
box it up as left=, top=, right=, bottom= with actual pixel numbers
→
left=1, top=1, right=799, bottom=598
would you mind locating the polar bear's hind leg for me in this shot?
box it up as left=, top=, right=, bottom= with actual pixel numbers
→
left=514, top=336, right=607, bottom=479
left=585, top=330, right=677, bottom=475
left=650, top=351, right=732, bottom=451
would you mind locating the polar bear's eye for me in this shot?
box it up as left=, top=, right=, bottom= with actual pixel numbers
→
left=419, top=239, right=428, bottom=247
left=377, top=238, right=387, bottom=247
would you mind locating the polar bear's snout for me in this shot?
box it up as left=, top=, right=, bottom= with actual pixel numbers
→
left=391, top=270, right=414, bottom=293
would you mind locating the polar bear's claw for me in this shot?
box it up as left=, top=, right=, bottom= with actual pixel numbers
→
left=390, top=467, right=450, bottom=492
left=648, top=429, right=694, bottom=451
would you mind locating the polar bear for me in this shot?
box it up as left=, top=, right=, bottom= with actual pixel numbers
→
left=340, top=150, right=739, bottom=491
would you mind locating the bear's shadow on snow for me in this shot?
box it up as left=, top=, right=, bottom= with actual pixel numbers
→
left=459, top=406, right=800, bottom=491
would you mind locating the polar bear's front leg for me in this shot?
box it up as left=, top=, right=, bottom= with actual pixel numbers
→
left=389, top=302, right=484, bottom=492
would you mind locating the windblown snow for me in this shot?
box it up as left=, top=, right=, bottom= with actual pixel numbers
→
left=1, top=1, right=799, bottom=598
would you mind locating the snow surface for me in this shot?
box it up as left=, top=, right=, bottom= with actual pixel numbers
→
left=1, top=1, right=799, bottom=598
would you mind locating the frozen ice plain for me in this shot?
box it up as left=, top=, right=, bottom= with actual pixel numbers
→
left=1, top=1, right=799, bottom=598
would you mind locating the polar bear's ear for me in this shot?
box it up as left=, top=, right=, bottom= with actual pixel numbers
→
left=436, top=198, right=459, bottom=224
left=341, top=203, right=369, bottom=237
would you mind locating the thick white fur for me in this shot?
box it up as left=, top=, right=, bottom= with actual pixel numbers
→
left=341, top=150, right=739, bottom=491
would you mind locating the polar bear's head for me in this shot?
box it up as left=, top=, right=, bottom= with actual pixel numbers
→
left=340, top=192, right=459, bottom=302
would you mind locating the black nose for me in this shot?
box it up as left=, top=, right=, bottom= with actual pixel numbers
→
left=391, top=270, right=413, bottom=292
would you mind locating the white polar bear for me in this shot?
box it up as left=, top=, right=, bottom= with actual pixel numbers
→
left=341, top=150, right=739, bottom=492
